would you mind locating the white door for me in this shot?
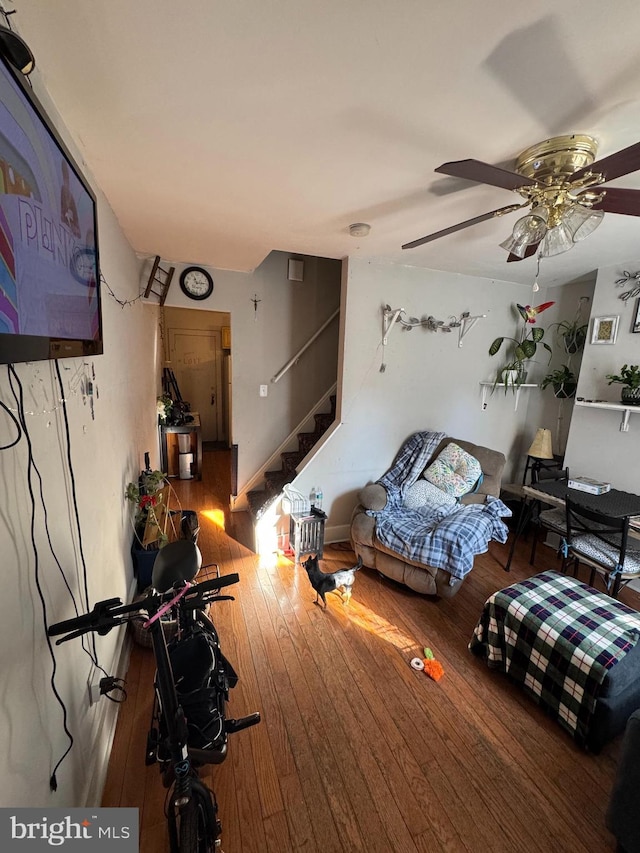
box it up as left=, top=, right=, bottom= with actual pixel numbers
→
left=168, top=328, right=223, bottom=442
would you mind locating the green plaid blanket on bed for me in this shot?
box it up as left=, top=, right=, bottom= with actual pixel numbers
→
left=469, top=570, right=640, bottom=746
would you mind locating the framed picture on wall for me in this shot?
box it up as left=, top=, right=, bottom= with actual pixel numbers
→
left=591, top=315, right=620, bottom=345
left=633, top=298, right=640, bottom=334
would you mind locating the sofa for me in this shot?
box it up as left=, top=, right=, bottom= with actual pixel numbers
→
left=606, top=709, right=640, bottom=852
left=350, top=432, right=507, bottom=598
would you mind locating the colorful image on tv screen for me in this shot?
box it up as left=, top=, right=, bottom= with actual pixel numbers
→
left=0, top=58, right=99, bottom=344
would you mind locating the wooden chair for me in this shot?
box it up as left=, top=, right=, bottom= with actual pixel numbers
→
left=529, top=465, right=569, bottom=567
left=564, top=497, right=640, bottom=598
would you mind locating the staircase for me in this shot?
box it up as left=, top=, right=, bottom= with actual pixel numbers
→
left=246, top=394, right=336, bottom=520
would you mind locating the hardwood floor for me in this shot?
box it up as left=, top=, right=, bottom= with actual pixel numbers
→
left=102, top=452, right=638, bottom=851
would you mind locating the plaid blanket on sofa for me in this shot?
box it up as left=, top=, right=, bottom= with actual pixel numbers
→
left=369, top=430, right=511, bottom=581
left=470, top=570, right=640, bottom=746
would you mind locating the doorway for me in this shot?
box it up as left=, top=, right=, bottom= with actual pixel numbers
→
left=162, top=306, right=231, bottom=445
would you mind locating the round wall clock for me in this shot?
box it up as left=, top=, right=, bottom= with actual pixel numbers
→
left=179, top=266, right=214, bottom=300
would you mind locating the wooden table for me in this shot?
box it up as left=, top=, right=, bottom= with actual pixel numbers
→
left=159, top=413, right=202, bottom=480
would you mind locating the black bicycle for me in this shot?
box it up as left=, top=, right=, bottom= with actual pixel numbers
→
left=48, top=539, right=260, bottom=852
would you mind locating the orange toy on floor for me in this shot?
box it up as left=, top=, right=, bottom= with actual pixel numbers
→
left=422, top=647, right=444, bottom=681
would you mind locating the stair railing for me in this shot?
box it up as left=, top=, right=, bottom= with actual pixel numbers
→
left=271, top=308, right=339, bottom=384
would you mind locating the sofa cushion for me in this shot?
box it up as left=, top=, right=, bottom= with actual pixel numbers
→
left=424, top=442, right=482, bottom=497
left=431, top=437, right=506, bottom=499
left=359, top=482, right=388, bottom=511
left=403, top=479, right=457, bottom=510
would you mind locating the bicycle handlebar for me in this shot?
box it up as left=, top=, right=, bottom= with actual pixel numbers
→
left=47, top=572, right=241, bottom=642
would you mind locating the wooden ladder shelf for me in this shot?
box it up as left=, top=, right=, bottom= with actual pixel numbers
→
left=144, top=255, right=175, bottom=305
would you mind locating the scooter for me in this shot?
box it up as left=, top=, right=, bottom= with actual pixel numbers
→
left=48, top=539, right=260, bottom=853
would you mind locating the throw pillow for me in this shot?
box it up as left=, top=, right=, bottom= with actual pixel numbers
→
left=403, top=479, right=457, bottom=510
left=423, top=442, right=483, bottom=497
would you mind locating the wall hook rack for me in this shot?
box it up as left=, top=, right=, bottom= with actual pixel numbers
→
left=458, top=313, right=487, bottom=348
left=382, top=305, right=405, bottom=344
left=381, top=305, right=486, bottom=347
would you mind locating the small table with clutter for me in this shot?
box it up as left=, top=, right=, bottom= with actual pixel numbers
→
left=159, top=413, right=202, bottom=481
left=289, top=508, right=327, bottom=562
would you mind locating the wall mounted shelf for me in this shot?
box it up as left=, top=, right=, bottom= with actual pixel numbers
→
left=480, top=382, right=538, bottom=413
left=574, top=399, right=639, bottom=432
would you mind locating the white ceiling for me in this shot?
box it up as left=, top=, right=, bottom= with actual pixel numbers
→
left=14, top=0, right=640, bottom=285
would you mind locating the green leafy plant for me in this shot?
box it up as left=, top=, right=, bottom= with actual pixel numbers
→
left=540, top=364, right=578, bottom=398
left=489, top=301, right=554, bottom=390
left=156, top=393, right=173, bottom=423
left=125, top=469, right=169, bottom=546
left=606, top=364, right=640, bottom=389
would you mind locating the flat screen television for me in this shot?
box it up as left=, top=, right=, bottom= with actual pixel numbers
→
left=0, top=51, right=102, bottom=364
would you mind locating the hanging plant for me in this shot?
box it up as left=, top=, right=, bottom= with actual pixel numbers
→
left=540, top=365, right=577, bottom=399
left=548, top=296, right=589, bottom=355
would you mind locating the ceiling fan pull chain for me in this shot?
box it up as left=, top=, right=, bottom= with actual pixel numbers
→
left=532, top=252, right=542, bottom=293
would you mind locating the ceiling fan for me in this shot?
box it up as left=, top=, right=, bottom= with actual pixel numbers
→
left=402, top=134, right=640, bottom=261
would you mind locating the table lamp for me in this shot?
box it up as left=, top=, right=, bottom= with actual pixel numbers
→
left=528, top=428, right=554, bottom=460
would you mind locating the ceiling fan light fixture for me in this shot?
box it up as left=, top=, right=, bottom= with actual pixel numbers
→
left=499, top=212, right=548, bottom=257
left=498, top=234, right=530, bottom=258
left=565, top=203, right=605, bottom=242
left=512, top=213, right=548, bottom=243
left=541, top=222, right=574, bottom=257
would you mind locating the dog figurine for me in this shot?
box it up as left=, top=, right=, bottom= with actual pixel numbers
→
left=302, top=554, right=363, bottom=608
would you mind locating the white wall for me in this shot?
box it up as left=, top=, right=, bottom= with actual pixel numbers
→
left=158, top=251, right=341, bottom=491
left=565, top=260, right=640, bottom=492
left=524, top=277, right=595, bottom=460
left=0, top=74, right=160, bottom=807
left=299, top=257, right=550, bottom=538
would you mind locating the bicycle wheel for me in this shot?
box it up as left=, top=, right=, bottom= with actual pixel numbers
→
left=178, top=796, right=218, bottom=853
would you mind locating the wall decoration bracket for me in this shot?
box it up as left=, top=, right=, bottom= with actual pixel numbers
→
left=380, top=304, right=486, bottom=372
left=381, top=304, right=485, bottom=346
left=457, top=313, right=487, bottom=347
left=615, top=269, right=640, bottom=302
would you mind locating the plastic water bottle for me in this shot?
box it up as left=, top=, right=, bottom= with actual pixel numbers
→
left=309, top=486, right=317, bottom=508
left=315, top=488, right=323, bottom=510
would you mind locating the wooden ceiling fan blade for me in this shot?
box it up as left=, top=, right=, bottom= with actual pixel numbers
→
left=402, top=204, right=524, bottom=250
left=435, top=159, right=537, bottom=191
left=590, top=187, right=640, bottom=216
left=506, top=241, right=540, bottom=263
left=572, top=141, right=640, bottom=184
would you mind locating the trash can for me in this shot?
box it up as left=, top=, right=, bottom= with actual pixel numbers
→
left=179, top=452, right=194, bottom=479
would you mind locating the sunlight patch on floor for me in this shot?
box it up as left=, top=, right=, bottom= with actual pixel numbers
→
left=201, top=509, right=226, bottom=529
left=340, top=598, right=417, bottom=655
left=258, top=550, right=279, bottom=569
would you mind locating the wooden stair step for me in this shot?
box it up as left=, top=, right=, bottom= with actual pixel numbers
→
left=264, top=470, right=291, bottom=494
left=314, top=412, right=334, bottom=432
left=297, top=431, right=320, bottom=455
left=281, top=450, right=304, bottom=473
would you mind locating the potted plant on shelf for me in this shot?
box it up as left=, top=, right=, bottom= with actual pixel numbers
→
left=488, top=301, right=554, bottom=391
left=540, top=364, right=578, bottom=399
left=605, top=364, right=640, bottom=406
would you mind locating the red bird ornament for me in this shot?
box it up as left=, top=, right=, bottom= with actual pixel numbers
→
left=517, top=301, right=555, bottom=324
